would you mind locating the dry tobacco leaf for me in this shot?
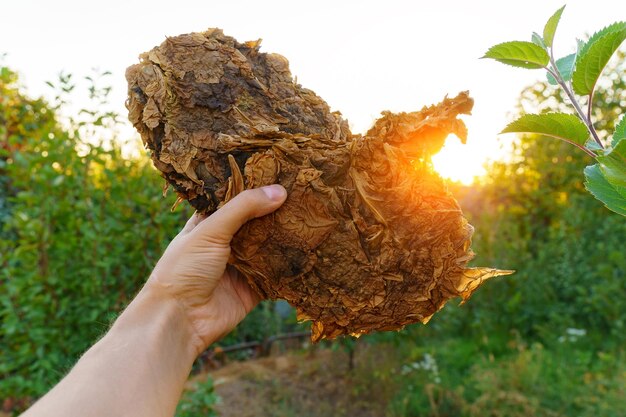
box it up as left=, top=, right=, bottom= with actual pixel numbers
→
left=126, top=29, right=513, bottom=341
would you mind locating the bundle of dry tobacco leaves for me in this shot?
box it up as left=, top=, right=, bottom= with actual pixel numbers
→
left=126, top=29, right=511, bottom=341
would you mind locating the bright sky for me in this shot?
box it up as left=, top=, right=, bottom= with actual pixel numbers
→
left=1, top=0, right=623, bottom=183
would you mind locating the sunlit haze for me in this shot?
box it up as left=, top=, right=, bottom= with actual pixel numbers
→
left=2, top=0, right=622, bottom=184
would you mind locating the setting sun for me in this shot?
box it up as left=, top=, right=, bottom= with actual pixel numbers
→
left=431, top=135, right=488, bottom=185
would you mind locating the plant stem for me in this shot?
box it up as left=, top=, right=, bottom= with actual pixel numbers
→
left=545, top=57, right=604, bottom=149
left=555, top=136, right=598, bottom=158
left=587, top=91, right=593, bottom=131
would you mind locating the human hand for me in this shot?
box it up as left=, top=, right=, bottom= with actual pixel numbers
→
left=145, top=185, right=287, bottom=355
left=21, top=185, right=287, bottom=417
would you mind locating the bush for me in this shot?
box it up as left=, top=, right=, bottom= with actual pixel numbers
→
left=0, top=67, right=191, bottom=400
left=388, top=339, right=625, bottom=417
left=175, top=376, right=219, bottom=417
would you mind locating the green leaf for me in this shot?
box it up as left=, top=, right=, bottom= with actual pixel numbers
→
left=597, top=139, right=626, bottom=197
left=532, top=32, right=546, bottom=49
left=543, top=5, right=566, bottom=48
left=572, top=22, right=626, bottom=95
left=482, top=41, right=550, bottom=69
left=501, top=113, right=589, bottom=146
left=612, top=114, right=626, bottom=147
left=584, top=164, right=626, bottom=216
left=577, top=22, right=626, bottom=59
left=585, top=138, right=603, bottom=152
left=547, top=53, right=576, bottom=85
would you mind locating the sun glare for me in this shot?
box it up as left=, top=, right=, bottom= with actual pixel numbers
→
left=431, top=136, right=486, bottom=185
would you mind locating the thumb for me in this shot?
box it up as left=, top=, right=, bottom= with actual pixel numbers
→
left=194, top=184, right=287, bottom=243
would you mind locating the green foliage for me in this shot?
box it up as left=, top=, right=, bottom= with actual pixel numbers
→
left=584, top=164, right=626, bottom=215
left=484, top=5, right=626, bottom=216
left=613, top=114, right=626, bottom=146
left=0, top=68, right=191, bottom=400
left=1, top=66, right=58, bottom=230
left=572, top=22, right=626, bottom=95
left=598, top=139, right=626, bottom=189
left=585, top=132, right=626, bottom=215
left=388, top=341, right=626, bottom=417
left=501, top=112, right=589, bottom=146
left=531, top=32, right=546, bottom=49
left=175, top=376, right=219, bottom=417
left=482, top=41, right=549, bottom=69
left=542, top=4, right=565, bottom=48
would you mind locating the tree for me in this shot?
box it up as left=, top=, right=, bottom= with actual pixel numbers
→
left=459, top=52, right=626, bottom=343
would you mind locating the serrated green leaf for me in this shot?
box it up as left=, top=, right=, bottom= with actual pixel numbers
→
left=578, top=22, right=626, bottom=58
left=543, top=5, right=566, bottom=48
left=597, top=139, right=626, bottom=197
left=532, top=32, right=546, bottom=49
left=584, top=164, right=626, bottom=216
left=501, top=113, right=589, bottom=146
left=612, top=114, right=626, bottom=147
left=572, top=22, right=626, bottom=95
left=482, top=41, right=550, bottom=69
left=547, top=53, right=576, bottom=85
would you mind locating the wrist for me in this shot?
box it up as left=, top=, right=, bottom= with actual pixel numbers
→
left=109, top=283, right=201, bottom=362
left=24, top=284, right=201, bottom=417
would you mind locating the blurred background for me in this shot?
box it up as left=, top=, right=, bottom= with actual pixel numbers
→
left=1, top=1, right=625, bottom=416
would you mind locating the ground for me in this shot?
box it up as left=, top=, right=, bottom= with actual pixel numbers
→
left=189, top=344, right=395, bottom=417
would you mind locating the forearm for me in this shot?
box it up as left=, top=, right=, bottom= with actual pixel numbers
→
left=23, top=285, right=198, bottom=417
left=21, top=187, right=285, bottom=417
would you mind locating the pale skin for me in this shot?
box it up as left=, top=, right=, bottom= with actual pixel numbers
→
left=22, top=184, right=288, bottom=417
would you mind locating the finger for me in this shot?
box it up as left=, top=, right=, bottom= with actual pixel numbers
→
left=180, top=212, right=209, bottom=235
left=194, top=184, right=287, bottom=243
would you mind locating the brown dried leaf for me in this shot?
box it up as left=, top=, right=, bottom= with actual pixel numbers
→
left=126, top=29, right=513, bottom=341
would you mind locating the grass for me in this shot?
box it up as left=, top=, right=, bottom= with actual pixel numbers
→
left=386, top=335, right=626, bottom=417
